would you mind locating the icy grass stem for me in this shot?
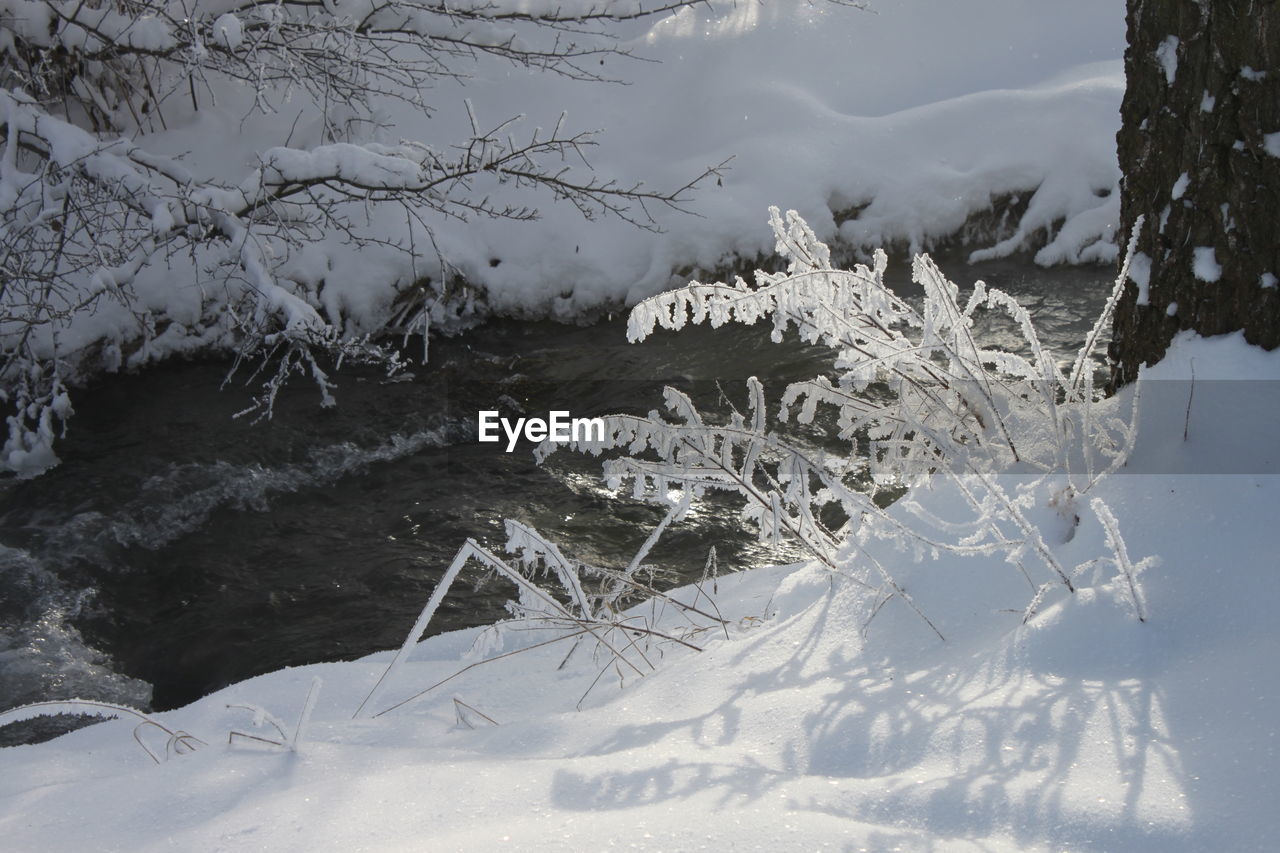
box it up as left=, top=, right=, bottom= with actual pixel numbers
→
left=1092, top=497, right=1150, bottom=622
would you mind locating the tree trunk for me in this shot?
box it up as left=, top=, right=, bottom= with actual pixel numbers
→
left=1109, top=0, right=1280, bottom=387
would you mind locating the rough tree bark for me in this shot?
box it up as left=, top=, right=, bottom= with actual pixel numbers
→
left=1109, top=0, right=1280, bottom=386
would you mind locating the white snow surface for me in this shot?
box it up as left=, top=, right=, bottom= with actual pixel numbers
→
left=2, top=333, right=1279, bottom=851
left=211, top=13, right=243, bottom=51
left=1129, top=249, right=1152, bottom=305
left=1192, top=246, right=1222, bottom=282
left=1155, top=35, right=1179, bottom=84
left=66, top=0, right=1126, bottom=337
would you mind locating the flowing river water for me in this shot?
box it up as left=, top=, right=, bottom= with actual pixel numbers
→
left=0, top=252, right=1114, bottom=742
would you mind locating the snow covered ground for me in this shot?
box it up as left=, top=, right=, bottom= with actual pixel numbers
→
left=1, top=331, right=1277, bottom=851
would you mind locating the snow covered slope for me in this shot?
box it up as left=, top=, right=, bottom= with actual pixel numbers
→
left=289, top=0, right=1130, bottom=318
left=2, top=331, right=1276, bottom=852
left=80, top=0, right=1128, bottom=330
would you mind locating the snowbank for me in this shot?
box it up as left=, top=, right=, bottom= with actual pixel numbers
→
left=405, top=0, right=1126, bottom=313
left=2, top=330, right=1277, bottom=851
left=136, top=0, right=1127, bottom=321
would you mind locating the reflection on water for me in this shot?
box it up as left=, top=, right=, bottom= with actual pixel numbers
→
left=0, top=252, right=1113, bottom=727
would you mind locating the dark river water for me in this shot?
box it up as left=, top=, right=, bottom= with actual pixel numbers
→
left=0, top=252, right=1113, bottom=740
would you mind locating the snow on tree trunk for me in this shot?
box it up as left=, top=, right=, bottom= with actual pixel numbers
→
left=1109, top=0, right=1280, bottom=386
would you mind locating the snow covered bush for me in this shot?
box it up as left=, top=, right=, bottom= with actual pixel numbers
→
left=544, top=208, right=1151, bottom=634
left=0, top=1, right=728, bottom=474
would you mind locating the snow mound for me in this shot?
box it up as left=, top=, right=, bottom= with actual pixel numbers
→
left=142, top=0, right=1127, bottom=322
left=211, top=13, right=243, bottom=51
left=383, top=0, right=1128, bottom=314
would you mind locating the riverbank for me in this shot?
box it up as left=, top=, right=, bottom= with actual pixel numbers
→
left=0, top=251, right=1113, bottom=723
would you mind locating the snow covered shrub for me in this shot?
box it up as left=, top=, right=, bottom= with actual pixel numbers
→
left=542, top=208, right=1150, bottom=633
left=0, top=2, right=728, bottom=474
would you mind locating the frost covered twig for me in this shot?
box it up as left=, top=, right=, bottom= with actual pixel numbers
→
left=1091, top=497, right=1154, bottom=622
left=0, top=699, right=205, bottom=763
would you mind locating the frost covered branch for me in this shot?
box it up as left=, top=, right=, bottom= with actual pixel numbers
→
left=2, top=1, right=725, bottom=123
